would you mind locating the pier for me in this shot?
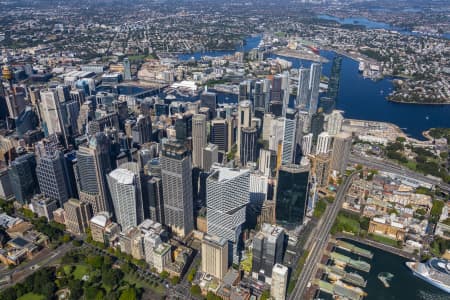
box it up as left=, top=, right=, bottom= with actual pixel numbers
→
left=316, top=279, right=366, bottom=300
left=331, top=238, right=374, bottom=259
left=328, top=251, right=371, bottom=272
left=319, top=264, right=367, bottom=287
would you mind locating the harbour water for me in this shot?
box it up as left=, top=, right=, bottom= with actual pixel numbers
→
left=177, top=35, right=450, bottom=140
left=318, top=240, right=449, bottom=300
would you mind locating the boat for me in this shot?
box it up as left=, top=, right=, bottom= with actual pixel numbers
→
left=377, top=272, right=394, bottom=288
left=406, top=258, right=450, bottom=294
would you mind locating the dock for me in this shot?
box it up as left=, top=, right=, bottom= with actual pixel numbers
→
left=316, top=279, right=366, bottom=300
left=331, top=238, right=374, bottom=259
left=328, top=251, right=371, bottom=272
left=319, top=264, right=367, bottom=287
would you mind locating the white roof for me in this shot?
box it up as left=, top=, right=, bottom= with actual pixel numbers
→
left=109, top=168, right=135, bottom=185
left=211, top=166, right=249, bottom=182
left=91, top=214, right=108, bottom=227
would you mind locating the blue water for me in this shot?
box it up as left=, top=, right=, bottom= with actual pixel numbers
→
left=318, top=14, right=450, bottom=39
left=177, top=35, right=262, bottom=60
left=178, top=36, right=450, bottom=140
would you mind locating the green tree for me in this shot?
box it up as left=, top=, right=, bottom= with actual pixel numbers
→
left=160, top=270, right=169, bottom=279
left=170, top=276, right=180, bottom=285
left=190, top=285, right=201, bottom=296
left=119, top=287, right=138, bottom=300
left=260, top=290, right=271, bottom=300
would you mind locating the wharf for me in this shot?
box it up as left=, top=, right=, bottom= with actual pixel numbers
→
left=316, top=279, right=365, bottom=300
left=331, top=238, right=374, bottom=259
left=328, top=251, right=371, bottom=273
left=319, top=264, right=367, bottom=287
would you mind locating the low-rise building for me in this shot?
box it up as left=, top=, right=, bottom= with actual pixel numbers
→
left=153, top=242, right=171, bottom=273
left=368, top=217, right=406, bottom=241
left=30, top=194, right=58, bottom=221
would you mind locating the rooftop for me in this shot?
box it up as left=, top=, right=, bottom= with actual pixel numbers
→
left=109, top=168, right=135, bottom=185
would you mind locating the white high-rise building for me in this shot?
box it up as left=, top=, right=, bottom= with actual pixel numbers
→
left=271, top=263, right=289, bottom=300
left=249, top=172, right=268, bottom=204
left=262, top=113, right=275, bottom=141
left=207, top=166, right=250, bottom=263
left=236, top=100, right=252, bottom=160
left=107, top=162, right=144, bottom=230
left=308, top=63, right=322, bottom=115
left=192, top=114, right=207, bottom=168
left=296, top=68, right=311, bottom=109
left=281, top=117, right=297, bottom=165
left=331, top=131, right=352, bottom=174
left=326, top=110, right=344, bottom=136
left=281, top=71, right=290, bottom=117
left=269, top=118, right=284, bottom=152
left=201, top=234, right=228, bottom=280
left=143, top=232, right=162, bottom=266
left=301, top=133, right=313, bottom=156
left=316, top=131, right=332, bottom=155
left=259, top=149, right=273, bottom=177
left=40, top=89, right=63, bottom=136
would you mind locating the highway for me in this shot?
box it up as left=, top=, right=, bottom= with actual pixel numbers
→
left=349, top=154, right=450, bottom=192
left=289, top=172, right=358, bottom=300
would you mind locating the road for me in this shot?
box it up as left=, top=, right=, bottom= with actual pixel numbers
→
left=289, top=172, right=358, bottom=300
left=349, top=154, right=450, bottom=192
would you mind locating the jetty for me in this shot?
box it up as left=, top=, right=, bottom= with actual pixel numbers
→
left=328, top=251, right=371, bottom=272
left=319, top=264, right=367, bottom=287
left=331, top=238, right=374, bottom=259
left=316, top=279, right=367, bottom=300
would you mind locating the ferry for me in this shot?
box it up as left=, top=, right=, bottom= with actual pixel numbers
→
left=406, top=258, right=450, bottom=294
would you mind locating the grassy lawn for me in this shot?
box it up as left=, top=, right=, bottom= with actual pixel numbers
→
left=18, top=293, right=45, bottom=300
left=405, top=160, right=417, bottom=170
left=73, top=264, right=90, bottom=280
left=369, top=234, right=400, bottom=248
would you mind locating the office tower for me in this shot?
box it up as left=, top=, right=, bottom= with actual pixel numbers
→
left=30, top=194, right=58, bottom=221
left=319, top=96, right=336, bottom=115
left=123, top=58, right=132, bottom=81
left=311, top=111, right=325, bottom=145
left=281, top=113, right=297, bottom=165
left=308, top=63, right=322, bottom=115
left=296, top=68, right=311, bottom=109
left=238, top=81, right=249, bottom=101
left=252, top=223, right=285, bottom=282
left=254, top=80, right=265, bottom=111
left=144, top=176, right=165, bottom=223
left=281, top=71, right=290, bottom=117
left=236, top=101, right=252, bottom=160
left=201, top=234, right=229, bottom=280
left=207, top=166, right=250, bottom=263
left=271, top=264, right=289, bottom=300
left=36, top=150, right=73, bottom=207
left=331, top=131, right=352, bottom=174
left=192, top=114, right=207, bottom=168
left=175, top=113, right=192, bottom=142
left=62, top=100, right=81, bottom=136
left=301, top=133, right=313, bottom=156
left=0, top=168, right=13, bottom=199
left=40, top=89, right=63, bottom=137
left=326, top=110, right=344, bottom=136
left=259, top=149, right=276, bottom=177
left=258, top=200, right=276, bottom=227
left=271, top=75, right=282, bottom=102
left=64, top=199, right=93, bottom=235
left=240, top=127, right=258, bottom=166
left=202, top=144, right=218, bottom=172
left=313, top=154, right=331, bottom=188
left=316, top=131, right=332, bottom=155
left=200, top=91, right=217, bottom=118
left=160, top=141, right=194, bottom=238
left=75, top=133, right=113, bottom=214
left=327, top=55, right=343, bottom=101
left=247, top=172, right=269, bottom=229
left=211, top=119, right=228, bottom=153
left=8, top=153, right=39, bottom=204
left=275, top=164, right=310, bottom=231
left=107, top=162, right=144, bottom=230
left=5, top=90, right=26, bottom=119
left=132, top=114, right=152, bottom=145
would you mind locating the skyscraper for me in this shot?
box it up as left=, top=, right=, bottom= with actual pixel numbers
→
left=252, top=223, right=285, bottom=282
left=192, top=114, right=207, bottom=168
left=296, top=68, right=311, bottom=109
left=281, top=112, right=297, bottom=165
left=123, top=58, right=132, bottom=81
left=8, top=153, right=39, bottom=204
left=132, top=114, right=152, bottom=145
left=316, top=131, right=332, bottom=155
left=107, top=162, right=144, bottom=230
left=144, top=176, right=165, bottom=224
left=275, top=164, right=310, bottom=231
left=271, top=264, right=289, bottom=300
left=310, top=111, right=325, bottom=144
left=36, top=150, right=73, bottom=207
left=211, top=119, right=229, bottom=153
left=64, top=199, right=93, bottom=235
left=40, top=89, right=63, bottom=136
left=160, top=141, right=194, bottom=238
left=301, top=133, right=313, bottom=156
left=326, top=110, right=344, bottom=136
left=200, top=91, right=217, bottom=118
left=207, top=166, right=250, bottom=263
left=237, top=101, right=252, bottom=160
left=75, top=133, right=113, bottom=214
left=240, top=127, right=258, bottom=166
left=201, top=234, right=229, bottom=280
left=313, top=154, right=331, bottom=188
left=202, top=143, right=218, bottom=171
left=308, top=63, right=322, bottom=115
left=331, top=131, right=352, bottom=174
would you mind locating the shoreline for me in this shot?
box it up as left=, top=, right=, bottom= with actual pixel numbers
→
left=388, top=99, right=450, bottom=105
left=335, top=233, right=418, bottom=260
